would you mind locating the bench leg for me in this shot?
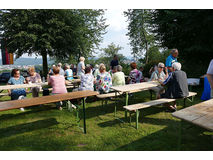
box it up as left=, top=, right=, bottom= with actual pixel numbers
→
left=136, top=110, right=139, bottom=129
left=114, top=105, right=117, bottom=117
left=82, top=98, right=87, bottom=134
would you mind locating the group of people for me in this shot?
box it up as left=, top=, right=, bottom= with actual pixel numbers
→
left=6, top=48, right=191, bottom=112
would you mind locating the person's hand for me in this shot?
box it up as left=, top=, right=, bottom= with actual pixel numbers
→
left=165, top=67, right=168, bottom=73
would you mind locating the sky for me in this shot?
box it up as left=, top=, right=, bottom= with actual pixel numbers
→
left=97, top=9, right=132, bottom=58
left=0, top=9, right=132, bottom=59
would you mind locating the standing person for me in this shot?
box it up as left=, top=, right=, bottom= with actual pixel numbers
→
left=27, top=67, right=42, bottom=97
left=57, top=63, right=65, bottom=76
left=95, top=64, right=112, bottom=94
left=160, top=62, right=189, bottom=111
left=77, top=57, right=85, bottom=78
left=47, top=67, right=67, bottom=110
left=64, top=64, right=73, bottom=80
left=8, top=69, right=27, bottom=111
left=110, top=55, right=119, bottom=70
left=165, top=49, right=178, bottom=72
left=206, top=59, right=213, bottom=98
left=149, top=63, right=168, bottom=99
left=79, top=67, right=95, bottom=91
left=128, top=62, right=141, bottom=84
left=112, top=65, right=125, bottom=86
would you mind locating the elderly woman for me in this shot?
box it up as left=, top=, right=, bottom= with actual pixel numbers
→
left=95, top=64, right=112, bottom=94
left=160, top=62, right=189, bottom=111
left=112, top=65, right=125, bottom=86
left=77, top=57, right=85, bottom=78
left=27, top=67, right=42, bottom=97
left=47, top=67, right=67, bottom=110
left=79, top=67, right=95, bottom=91
left=8, top=69, right=26, bottom=111
left=149, top=62, right=168, bottom=99
left=128, top=62, right=141, bottom=84
left=64, top=64, right=73, bottom=80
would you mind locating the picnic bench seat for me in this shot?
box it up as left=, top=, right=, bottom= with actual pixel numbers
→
left=96, top=89, right=149, bottom=107
left=0, top=90, right=98, bottom=134
left=123, top=92, right=197, bottom=129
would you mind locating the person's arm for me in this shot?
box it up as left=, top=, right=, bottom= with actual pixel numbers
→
left=161, top=72, right=173, bottom=86
left=47, top=75, right=51, bottom=86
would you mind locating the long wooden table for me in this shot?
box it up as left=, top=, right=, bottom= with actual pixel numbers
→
left=110, top=81, right=160, bottom=118
left=0, top=90, right=98, bottom=134
left=172, top=99, right=213, bottom=131
left=0, top=82, right=48, bottom=90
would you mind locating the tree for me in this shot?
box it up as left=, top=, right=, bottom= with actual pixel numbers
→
left=0, top=9, right=107, bottom=76
left=152, top=9, right=213, bottom=77
left=124, top=9, right=156, bottom=64
left=97, top=42, right=126, bottom=68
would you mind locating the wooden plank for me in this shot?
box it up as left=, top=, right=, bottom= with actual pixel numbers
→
left=110, top=81, right=159, bottom=93
left=0, top=82, right=48, bottom=90
left=172, top=99, right=213, bottom=131
left=0, top=90, right=98, bottom=111
left=124, top=98, right=176, bottom=111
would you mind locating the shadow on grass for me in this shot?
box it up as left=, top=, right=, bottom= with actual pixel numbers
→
left=0, top=118, right=59, bottom=139
left=0, top=105, right=56, bottom=121
left=115, top=117, right=213, bottom=151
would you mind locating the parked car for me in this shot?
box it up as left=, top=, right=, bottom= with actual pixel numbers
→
left=20, top=70, right=29, bottom=78
left=0, top=72, right=11, bottom=83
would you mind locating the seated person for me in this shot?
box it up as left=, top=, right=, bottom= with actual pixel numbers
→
left=8, top=69, right=26, bottom=111
left=160, top=62, right=189, bottom=111
left=79, top=67, right=95, bottom=91
left=95, top=64, right=112, bottom=94
left=64, top=64, right=74, bottom=80
left=139, top=66, right=145, bottom=82
left=128, top=62, right=141, bottom=84
left=109, top=66, right=117, bottom=77
left=47, top=66, right=67, bottom=110
left=112, top=65, right=125, bottom=86
left=149, top=62, right=168, bottom=99
left=26, top=67, right=41, bottom=97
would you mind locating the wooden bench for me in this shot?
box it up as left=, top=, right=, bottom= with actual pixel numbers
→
left=96, top=89, right=149, bottom=108
left=123, top=92, right=197, bottom=129
left=0, top=90, right=98, bottom=134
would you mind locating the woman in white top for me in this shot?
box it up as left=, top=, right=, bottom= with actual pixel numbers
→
left=77, top=57, right=85, bottom=78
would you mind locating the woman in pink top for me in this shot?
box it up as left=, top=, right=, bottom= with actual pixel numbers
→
left=47, top=66, right=67, bottom=110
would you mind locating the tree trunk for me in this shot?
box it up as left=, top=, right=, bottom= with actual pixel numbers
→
left=145, top=42, right=149, bottom=64
left=41, top=52, right=48, bottom=78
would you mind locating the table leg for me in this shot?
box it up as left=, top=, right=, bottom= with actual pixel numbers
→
left=82, top=97, right=86, bottom=134
left=125, top=92, right=129, bottom=120
left=114, top=91, right=117, bottom=117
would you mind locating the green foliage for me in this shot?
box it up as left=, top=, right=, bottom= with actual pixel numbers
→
left=0, top=9, right=107, bottom=76
left=124, top=9, right=156, bottom=63
left=152, top=9, right=213, bottom=77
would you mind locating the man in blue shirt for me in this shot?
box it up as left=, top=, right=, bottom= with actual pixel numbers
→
left=166, top=49, right=178, bottom=72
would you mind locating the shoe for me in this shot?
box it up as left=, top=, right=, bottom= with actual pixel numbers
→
left=20, top=108, right=25, bottom=111
left=58, top=107, right=63, bottom=110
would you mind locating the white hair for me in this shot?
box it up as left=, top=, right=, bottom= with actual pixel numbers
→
left=172, top=62, right=181, bottom=71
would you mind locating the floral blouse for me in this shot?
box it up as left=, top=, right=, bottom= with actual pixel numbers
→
left=96, top=72, right=112, bottom=93
left=129, top=69, right=141, bottom=84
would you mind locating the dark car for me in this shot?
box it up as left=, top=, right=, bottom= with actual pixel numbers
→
left=20, top=70, right=29, bottom=78
left=0, top=72, right=11, bottom=83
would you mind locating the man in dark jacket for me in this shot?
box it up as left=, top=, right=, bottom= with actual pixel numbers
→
left=160, top=62, right=189, bottom=111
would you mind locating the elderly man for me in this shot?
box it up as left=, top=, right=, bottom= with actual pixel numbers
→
left=149, top=62, right=168, bottom=99
left=206, top=59, right=213, bottom=98
left=166, top=49, right=178, bottom=72
left=160, top=62, right=189, bottom=111
left=57, top=63, right=65, bottom=76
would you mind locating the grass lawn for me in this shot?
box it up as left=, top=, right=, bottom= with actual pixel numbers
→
left=0, top=86, right=212, bottom=151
